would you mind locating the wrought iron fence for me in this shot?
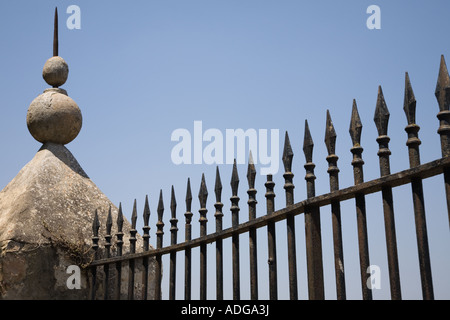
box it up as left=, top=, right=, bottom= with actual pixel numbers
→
left=88, top=55, right=450, bottom=300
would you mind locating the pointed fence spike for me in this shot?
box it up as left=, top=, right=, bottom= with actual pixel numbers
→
left=143, top=195, right=151, bottom=226
left=231, top=159, right=240, bottom=196
left=171, top=185, right=177, bottom=217
left=404, top=72, right=417, bottom=125
left=199, top=173, right=208, bottom=208
left=374, top=86, right=390, bottom=136
left=106, top=205, right=112, bottom=234
left=53, top=7, right=58, bottom=57
left=282, top=131, right=294, bottom=172
left=131, top=199, right=137, bottom=229
left=247, top=151, right=256, bottom=189
left=325, top=109, right=337, bottom=156
left=435, top=55, right=450, bottom=111
left=157, top=190, right=164, bottom=217
left=214, top=166, right=222, bottom=202
left=185, top=177, right=193, bottom=211
left=303, top=120, right=314, bottom=163
left=117, top=203, right=124, bottom=232
left=349, top=99, right=363, bottom=146
left=92, top=209, right=100, bottom=237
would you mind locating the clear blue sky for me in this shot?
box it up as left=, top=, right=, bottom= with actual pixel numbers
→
left=1, top=0, right=449, bottom=300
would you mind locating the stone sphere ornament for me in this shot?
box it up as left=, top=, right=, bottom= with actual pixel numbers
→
left=27, top=88, right=82, bottom=145
left=42, top=56, right=69, bottom=87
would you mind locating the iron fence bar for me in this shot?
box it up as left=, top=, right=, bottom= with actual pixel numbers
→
left=282, top=131, right=298, bottom=300
left=184, top=179, right=193, bottom=300
left=404, top=72, right=434, bottom=300
left=198, top=174, right=208, bottom=300
left=303, top=120, right=325, bottom=300
left=128, top=200, right=137, bottom=300
left=375, top=86, right=401, bottom=300
left=104, top=207, right=113, bottom=300
left=142, top=196, right=151, bottom=300
left=247, top=152, right=258, bottom=300
left=90, top=156, right=450, bottom=267
left=230, top=160, right=241, bottom=300
left=435, top=55, right=450, bottom=228
left=115, top=204, right=124, bottom=300
left=325, top=110, right=346, bottom=300
left=169, top=186, right=178, bottom=300
left=349, top=100, right=372, bottom=300
left=214, top=167, right=224, bottom=300
left=91, top=210, right=100, bottom=300
left=155, top=190, right=164, bottom=300
left=265, top=174, right=277, bottom=300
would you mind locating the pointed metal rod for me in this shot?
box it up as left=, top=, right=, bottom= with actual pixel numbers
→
left=184, top=178, right=193, bottom=299
left=214, top=167, right=224, bottom=300
left=349, top=99, right=372, bottom=300
left=142, top=196, right=151, bottom=300
left=230, top=160, right=241, bottom=300
left=198, top=173, right=209, bottom=300
left=265, top=174, right=278, bottom=300
left=247, top=151, right=258, bottom=300
left=128, top=200, right=137, bottom=300
left=53, top=7, right=58, bottom=57
left=404, top=72, right=434, bottom=300
left=169, top=186, right=178, bottom=300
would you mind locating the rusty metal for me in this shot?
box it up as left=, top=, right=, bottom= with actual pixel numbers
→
left=184, top=178, right=193, bottom=299
left=115, top=203, right=124, bottom=300
left=374, top=86, right=401, bottom=300
left=230, top=160, right=241, bottom=300
left=265, top=174, right=277, bottom=300
left=91, top=209, right=100, bottom=300
left=404, top=72, right=434, bottom=300
left=198, top=173, right=208, bottom=300
left=349, top=99, right=372, bottom=300
left=214, top=167, right=224, bottom=300
left=142, top=196, right=151, bottom=300
left=155, top=191, right=164, bottom=300
left=282, top=131, right=298, bottom=299
left=169, top=186, right=178, bottom=300
left=127, top=200, right=137, bottom=300
left=103, top=206, right=112, bottom=300
left=435, top=55, right=450, bottom=228
left=53, top=7, right=58, bottom=57
left=303, top=120, right=324, bottom=300
left=247, top=152, right=258, bottom=300
left=325, top=110, right=346, bottom=300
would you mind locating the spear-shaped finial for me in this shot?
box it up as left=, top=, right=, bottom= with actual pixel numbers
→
left=199, top=173, right=208, bottom=208
left=214, top=166, right=222, bottom=202
left=92, top=209, right=100, bottom=237
left=143, top=195, right=151, bottom=227
left=403, top=72, right=417, bottom=125
left=374, top=86, right=390, bottom=136
left=282, top=131, right=294, bottom=173
left=53, top=7, right=58, bottom=57
left=303, top=120, right=314, bottom=163
left=325, top=110, right=337, bottom=156
left=435, top=55, right=450, bottom=111
left=247, top=151, right=256, bottom=189
left=117, top=203, right=124, bottom=232
left=171, top=185, right=177, bottom=218
left=349, top=99, right=363, bottom=146
left=106, top=205, right=113, bottom=235
left=231, top=159, right=240, bottom=196
left=131, top=199, right=138, bottom=229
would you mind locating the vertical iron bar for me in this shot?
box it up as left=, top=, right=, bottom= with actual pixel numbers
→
left=349, top=100, right=372, bottom=300
left=303, top=120, right=325, bottom=300
left=155, top=190, right=164, bottom=300
left=115, top=204, right=124, bottom=300
left=91, top=209, right=100, bottom=300
left=185, top=179, right=193, bottom=300
left=214, top=167, right=224, bottom=300
left=404, top=72, right=434, bottom=299
left=325, top=110, right=346, bottom=300
left=374, top=86, right=401, bottom=300
left=169, top=186, right=178, bottom=300
left=435, top=55, right=450, bottom=228
left=282, top=131, right=298, bottom=300
left=230, top=160, right=241, bottom=300
left=247, top=152, right=258, bottom=300
left=265, top=174, right=278, bottom=300
left=198, top=174, right=209, bottom=300
left=103, top=206, right=112, bottom=300
left=142, top=196, right=151, bottom=300
left=128, top=200, right=137, bottom=300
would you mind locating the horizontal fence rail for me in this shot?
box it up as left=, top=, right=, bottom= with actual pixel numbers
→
left=88, top=55, right=450, bottom=300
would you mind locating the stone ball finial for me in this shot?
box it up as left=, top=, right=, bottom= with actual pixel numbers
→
left=27, top=88, right=82, bottom=145
left=42, top=56, right=69, bottom=88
